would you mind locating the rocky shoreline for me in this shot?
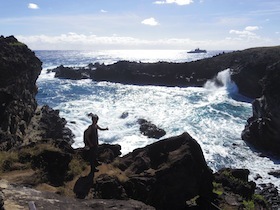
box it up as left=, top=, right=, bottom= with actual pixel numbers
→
left=1, top=36, right=280, bottom=209
left=50, top=46, right=280, bottom=99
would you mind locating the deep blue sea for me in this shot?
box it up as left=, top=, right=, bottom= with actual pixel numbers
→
left=35, top=50, right=280, bottom=189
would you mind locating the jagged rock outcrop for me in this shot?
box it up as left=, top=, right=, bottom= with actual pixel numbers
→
left=214, top=168, right=256, bottom=199
left=213, top=168, right=272, bottom=209
left=96, top=132, right=214, bottom=210
left=75, top=143, right=122, bottom=166
left=50, top=64, right=96, bottom=80
left=0, top=36, right=74, bottom=149
left=256, top=183, right=280, bottom=209
left=242, top=61, right=280, bottom=154
left=0, top=36, right=42, bottom=150
left=38, top=105, right=74, bottom=143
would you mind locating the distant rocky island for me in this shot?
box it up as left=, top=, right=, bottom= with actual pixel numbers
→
left=1, top=35, right=280, bottom=209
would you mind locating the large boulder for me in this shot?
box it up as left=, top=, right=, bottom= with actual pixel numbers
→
left=0, top=36, right=42, bottom=150
left=242, top=61, right=280, bottom=154
left=31, top=146, right=73, bottom=186
left=98, top=132, right=214, bottom=209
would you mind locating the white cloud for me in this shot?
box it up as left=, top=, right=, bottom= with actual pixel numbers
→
left=217, top=17, right=250, bottom=26
left=230, top=30, right=255, bottom=36
left=229, top=26, right=260, bottom=40
left=154, top=0, right=193, bottom=6
left=15, top=33, right=274, bottom=51
left=100, top=9, right=108, bottom=13
left=245, top=26, right=259, bottom=31
left=28, top=3, right=39, bottom=10
left=141, top=17, right=159, bottom=26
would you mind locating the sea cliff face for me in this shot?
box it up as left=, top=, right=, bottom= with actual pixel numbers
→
left=242, top=61, right=280, bottom=154
left=0, top=36, right=42, bottom=150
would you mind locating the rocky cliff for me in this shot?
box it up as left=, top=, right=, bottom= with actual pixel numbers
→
left=242, top=61, right=280, bottom=154
left=0, top=36, right=42, bottom=150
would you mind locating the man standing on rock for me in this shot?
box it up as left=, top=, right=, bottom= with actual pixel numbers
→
left=84, top=113, right=109, bottom=175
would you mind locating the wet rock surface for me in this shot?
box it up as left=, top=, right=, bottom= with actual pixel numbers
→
left=137, top=118, right=166, bottom=139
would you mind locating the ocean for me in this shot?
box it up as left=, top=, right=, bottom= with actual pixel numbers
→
left=35, top=50, right=280, bottom=189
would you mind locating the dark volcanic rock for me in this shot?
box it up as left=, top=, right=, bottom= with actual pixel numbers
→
left=268, top=169, right=280, bottom=178
left=242, top=61, right=280, bottom=154
left=0, top=36, right=42, bottom=150
left=1, top=179, right=155, bottom=210
left=102, top=132, right=214, bottom=209
left=31, top=146, right=73, bottom=186
left=137, top=119, right=166, bottom=139
left=49, top=46, right=280, bottom=99
left=230, top=47, right=280, bottom=98
left=214, top=168, right=256, bottom=199
left=39, top=105, right=75, bottom=143
left=97, top=143, right=122, bottom=163
left=75, top=143, right=122, bottom=164
left=95, top=174, right=127, bottom=199
left=92, top=46, right=280, bottom=98
left=51, top=64, right=95, bottom=80
left=256, top=183, right=280, bottom=209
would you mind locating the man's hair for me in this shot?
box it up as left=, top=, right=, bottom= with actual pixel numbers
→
left=87, top=113, right=99, bottom=121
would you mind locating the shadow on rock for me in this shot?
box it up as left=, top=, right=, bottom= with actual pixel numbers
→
left=73, top=174, right=94, bottom=199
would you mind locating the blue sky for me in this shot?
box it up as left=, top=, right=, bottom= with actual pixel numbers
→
left=0, top=0, right=279, bottom=50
